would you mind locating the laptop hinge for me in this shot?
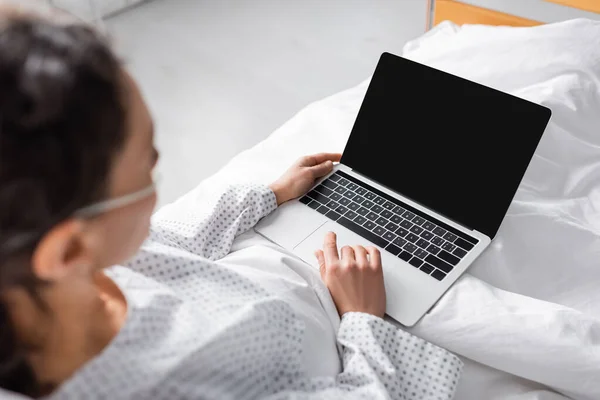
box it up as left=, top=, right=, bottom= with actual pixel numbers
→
left=346, top=168, right=475, bottom=232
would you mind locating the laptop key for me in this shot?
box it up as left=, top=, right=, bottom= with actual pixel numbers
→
left=326, top=210, right=342, bottom=221
left=438, top=250, right=460, bottom=266
left=364, top=192, right=376, bottom=200
left=363, top=221, right=376, bottom=230
left=356, top=207, right=369, bottom=216
left=433, top=227, right=446, bottom=237
left=353, top=195, right=365, bottom=204
left=366, top=212, right=379, bottom=221
left=398, top=251, right=412, bottom=262
left=455, top=237, right=475, bottom=251
left=299, top=196, right=311, bottom=204
left=385, top=222, right=398, bottom=232
left=390, top=215, right=402, bottom=224
left=400, top=220, right=413, bottom=229
left=330, top=193, right=342, bottom=201
left=385, top=243, right=402, bottom=256
left=373, top=226, right=386, bottom=236
left=338, top=198, right=350, bottom=206
left=346, top=183, right=358, bottom=191
left=315, top=185, right=333, bottom=197
left=416, top=239, right=429, bottom=249
left=354, top=215, right=367, bottom=225
left=383, top=201, right=395, bottom=210
left=373, top=196, right=386, bottom=205
left=326, top=200, right=339, bottom=209
left=442, top=242, right=456, bottom=252
left=382, top=231, right=396, bottom=242
left=431, top=236, right=444, bottom=246
left=308, top=191, right=329, bottom=204
left=406, top=233, right=419, bottom=243
left=409, top=257, right=423, bottom=268
left=308, top=201, right=320, bottom=210
left=403, top=243, right=417, bottom=253
left=335, top=205, right=348, bottom=215
left=395, top=227, right=409, bottom=237
left=392, top=205, right=405, bottom=215
left=443, top=232, right=458, bottom=242
left=414, top=248, right=428, bottom=259
left=355, top=187, right=367, bottom=196
left=393, top=237, right=407, bottom=248
left=347, top=202, right=359, bottom=211
left=329, top=174, right=341, bottom=182
left=362, top=200, right=374, bottom=208
left=431, top=269, right=446, bottom=281
left=323, top=180, right=337, bottom=190
left=334, top=186, right=346, bottom=195
left=412, top=216, right=426, bottom=226
left=375, top=217, right=388, bottom=226
left=420, top=264, right=434, bottom=274
left=338, top=178, right=350, bottom=186
left=371, top=204, right=384, bottom=214
left=420, top=231, right=434, bottom=240
left=337, top=217, right=388, bottom=248
left=345, top=210, right=358, bottom=220
left=410, top=225, right=424, bottom=235
left=343, top=191, right=356, bottom=200
left=427, top=244, right=441, bottom=255
left=381, top=210, right=393, bottom=219
left=316, top=206, right=329, bottom=215
left=422, top=221, right=436, bottom=231
left=453, top=247, right=467, bottom=258
left=425, top=254, right=453, bottom=273
left=402, top=210, right=415, bottom=219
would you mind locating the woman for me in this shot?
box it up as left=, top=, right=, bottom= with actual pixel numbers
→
left=0, top=6, right=462, bottom=400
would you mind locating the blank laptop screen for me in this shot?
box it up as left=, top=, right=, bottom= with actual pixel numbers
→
left=341, top=53, right=551, bottom=238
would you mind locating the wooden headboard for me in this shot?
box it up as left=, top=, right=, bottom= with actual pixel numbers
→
left=427, top=0, right=600, bottom=29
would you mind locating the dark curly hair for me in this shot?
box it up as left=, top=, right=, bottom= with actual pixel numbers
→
left=0, top=11, right=127, bottom=397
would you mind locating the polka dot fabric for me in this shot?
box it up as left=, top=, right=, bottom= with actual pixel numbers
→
left=46, top=184, right=462, bottom=400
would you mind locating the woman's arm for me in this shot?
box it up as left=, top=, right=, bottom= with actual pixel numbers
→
left=267, top=312, right=462, bottom=400
left=146, top=153, right=341, bottom=261
left=149, top=183, right=277, bottom=260
left=266, top=232, right=462, bottom=400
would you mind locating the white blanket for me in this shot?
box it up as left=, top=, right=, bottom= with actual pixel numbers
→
left=158, top=19, right=600, bottom=400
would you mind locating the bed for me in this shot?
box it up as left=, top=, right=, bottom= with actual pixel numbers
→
left=156, top=2, right=600, bottom=399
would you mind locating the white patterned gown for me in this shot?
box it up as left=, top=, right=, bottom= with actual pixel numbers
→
left=44, top=184, right=462, bottom=400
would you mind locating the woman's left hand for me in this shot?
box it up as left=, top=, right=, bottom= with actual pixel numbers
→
left=269, top=153, right=342, bottom=205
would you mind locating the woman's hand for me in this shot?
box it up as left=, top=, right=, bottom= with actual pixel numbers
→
left=315, top=232, right=386, bottom=318
left=269, top=153, right=342, bottom=206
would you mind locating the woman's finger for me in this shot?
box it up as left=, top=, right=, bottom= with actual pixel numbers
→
left=352, top=245, right=368, bottom=266
left=310, top=160, right=334, bottom=178
left=315, top=250, right=326, bottom=280
left=304, top=153, right=342, bottom=167
left=323, top=232, right=339, bottom=266
left=365, top=246, right=382, bottom=270
left=341, top=245, right=355, bottom=262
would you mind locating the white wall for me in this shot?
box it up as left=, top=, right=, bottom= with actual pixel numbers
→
left=456, top=0, right=600, bottom=23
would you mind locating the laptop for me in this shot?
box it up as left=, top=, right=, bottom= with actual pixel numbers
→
left=256, top=52, right=551, bottom=326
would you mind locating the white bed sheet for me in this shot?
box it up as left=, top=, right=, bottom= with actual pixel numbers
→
left=156, top=19, right=600, bottom=400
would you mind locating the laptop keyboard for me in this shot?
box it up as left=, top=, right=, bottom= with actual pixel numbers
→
left=299, top=171, right=478, bottom=281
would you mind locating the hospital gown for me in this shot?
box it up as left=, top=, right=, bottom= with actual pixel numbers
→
left=47, top=184, right=462, bottom=400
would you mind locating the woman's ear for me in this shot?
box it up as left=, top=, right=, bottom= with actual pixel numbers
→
left=31, top=219, right=92, bottom=282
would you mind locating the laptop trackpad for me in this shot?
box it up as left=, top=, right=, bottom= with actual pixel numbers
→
left=256, top=201, right=328, bottom=251
left=294, top=221, right=397, bottom=268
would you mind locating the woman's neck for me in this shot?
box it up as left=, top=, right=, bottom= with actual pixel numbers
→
left=6, top=270, right=127, bottom=392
